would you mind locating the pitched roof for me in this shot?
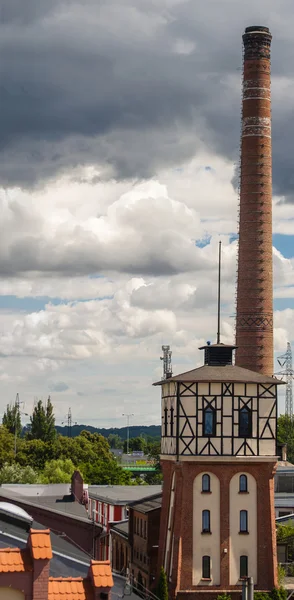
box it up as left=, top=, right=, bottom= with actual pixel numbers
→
left=0, top=547, right=32, bottom=572
left=153, top=364, right=284, bottom=385
left=131, top=493, right=162, bottom=514
left=30, top=529, right=53, bottom=560
left=90, top=560, right=113, bottom=588
left=111, top=520, right=129, bottom=538
left=48, top=578, right=94, bottom=600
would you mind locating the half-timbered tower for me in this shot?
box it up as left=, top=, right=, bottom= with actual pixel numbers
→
left=155, top=342, right=283, bottom=600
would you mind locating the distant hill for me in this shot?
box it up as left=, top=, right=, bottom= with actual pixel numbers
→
left=54, top=424, right=161, bottom=440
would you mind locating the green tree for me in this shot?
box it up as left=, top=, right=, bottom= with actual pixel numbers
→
left=0, top=462, right=39, bottom=484
left=28, top=398, right=56, bottom=443
left=28, top=400, right=47, bottom=440
left=0, top=426, right=15, bottom=467
left=2, top=403, right=21, bottom=437
left=40, top=458, right=76, bottom=483
left=277, top=415, right=294, bottom=463
left=123, top=436, right=147, bottom=454
left=108, top=434, right=123, bottom=449
left=157, top=567, right=168, bottom=600
left=145, top=441, right=162, bottom=485
left=45, top=396, right=57, bottom=442
left=16, top=439, right=53, bottom=471
left=81, top=458, right=132, bottom=485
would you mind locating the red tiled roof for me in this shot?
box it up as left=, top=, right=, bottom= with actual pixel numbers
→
left=48, top=578, right=94, bottom=599
left=30, top=528, right=53, bottom=560
left=90, top=560, right=113, bottom=588
left=0, top=548, right=32, bottom=572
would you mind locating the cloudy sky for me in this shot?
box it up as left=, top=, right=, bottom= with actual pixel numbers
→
left=0, top=0, right=293, bottom=427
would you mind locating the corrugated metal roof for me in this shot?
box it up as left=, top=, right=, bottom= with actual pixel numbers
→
left=154, top=364, right=284, bottom=385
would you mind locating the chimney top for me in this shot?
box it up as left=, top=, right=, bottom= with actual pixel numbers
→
left=244, top=26, right=270, bottom=34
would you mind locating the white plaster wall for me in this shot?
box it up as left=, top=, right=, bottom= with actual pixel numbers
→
left=193, top=472, right=220, bottom=586
left=229, top=472, right=257, bottom=585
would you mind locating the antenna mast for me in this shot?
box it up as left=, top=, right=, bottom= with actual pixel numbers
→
left=160, top=345, right=172, bottom=379
left=277, top=342, right=294, bottom=418
left=217, top=241, right=222, bottom=344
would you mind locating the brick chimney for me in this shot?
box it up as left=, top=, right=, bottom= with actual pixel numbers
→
left=235, top=26, right=273, bottom=376
left=71, top=470, right=84, bottom=503
left=29, top=529, right=52, bottom=600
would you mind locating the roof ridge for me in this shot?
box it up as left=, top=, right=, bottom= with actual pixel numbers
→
left=49, top=576, right=84, bottom=581
left=30, top=528, right=50, bottom=534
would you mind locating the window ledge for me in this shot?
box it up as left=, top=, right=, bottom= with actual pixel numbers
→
left=238, top=491, right=249, bottom=494
left=239, top=531, right=249, bottom=535
left=201, top=531, right=212, bottom=535
left=201, top=578, right=212, bottom=581
left=201, top=491, right=212, bottom=495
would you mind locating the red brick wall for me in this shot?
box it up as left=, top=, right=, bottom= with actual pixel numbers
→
left=159, top=460, right=277, bottom=598
left=32, top=560, right=49, bottom=600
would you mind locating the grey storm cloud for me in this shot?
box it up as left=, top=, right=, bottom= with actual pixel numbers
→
left=0, top=0, right=294, bottom=199
left=48, top=381, right=69, bottom=392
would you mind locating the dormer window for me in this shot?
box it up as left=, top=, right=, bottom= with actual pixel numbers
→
left=239, top=406, right=252, bottom=438
left=203, top=406, right=216, bottom=437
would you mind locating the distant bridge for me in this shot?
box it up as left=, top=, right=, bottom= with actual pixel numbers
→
left=121, top=464, right=156, bottom=473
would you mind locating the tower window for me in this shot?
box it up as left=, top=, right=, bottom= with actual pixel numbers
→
left=203, top=406, right=216, bottom=436
left=239, top=406, right=252, bottom=438
left=202, top=474, right=211, bottom=493
left=202, top=556, right=211, bottom=579
left=239, top=474, right=248, bottom=493
left=240, top=510, right=248, bottom=533
left=202, top=510, right=211, bottom=533
left=240, top=555, right=248, bottom=578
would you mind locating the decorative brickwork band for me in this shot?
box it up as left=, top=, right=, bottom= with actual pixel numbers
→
left=236, top=26, right=273, bottom=376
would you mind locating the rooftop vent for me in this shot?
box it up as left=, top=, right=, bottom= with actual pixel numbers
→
left=0, top=502, right=33, bottom=531
left=199, top=343, right=237, bottom=367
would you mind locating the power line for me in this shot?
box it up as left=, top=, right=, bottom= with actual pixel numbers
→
left=277, top=342, right=294, bottom=418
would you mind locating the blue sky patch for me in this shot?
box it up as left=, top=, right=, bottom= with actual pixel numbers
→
left=273, top=234, right=294, bottom=259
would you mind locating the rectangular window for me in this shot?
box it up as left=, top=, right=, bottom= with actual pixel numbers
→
left=202, top=556, right=210, bottom=579
left=202, top=510, right=211, bottom=533
left=240, top=555, right=248, bottom=578
left=240, top=510, right=248, bottom=533
left=203, top=407, right=216, bottom=437
left=239, top=407, right=252, bottom=438
left=144, top=521, right=147, bottom=539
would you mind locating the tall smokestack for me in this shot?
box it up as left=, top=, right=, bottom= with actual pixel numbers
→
left=235, top=26, right=273, bottom=376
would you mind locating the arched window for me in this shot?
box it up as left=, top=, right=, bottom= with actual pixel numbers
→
left=240, top=555, right=248, bottom=578
left=202, top=555, right=211, bottom=579
left=202, top=474, right=211, bottom=493
left=239, top=474, right=248, bottom=493
left=239, top=406, right=252, bottom=438
left=203, top=406, right=216, bottom=436
left=202, top=510, right=211, bottom=533
left=240, top=510, right=248, bottom=533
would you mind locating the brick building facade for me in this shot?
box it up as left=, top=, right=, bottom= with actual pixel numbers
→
left=155, top=341, right=283, bottom=599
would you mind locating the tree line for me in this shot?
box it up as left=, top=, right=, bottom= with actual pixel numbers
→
left=0, top=398, right=161, bottom=486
